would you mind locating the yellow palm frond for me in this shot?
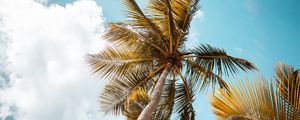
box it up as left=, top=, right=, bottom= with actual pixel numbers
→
left=171, top=0, right=199, bottom=31
left=123, top=0, right=166, bottom=45
left=104, top=23, right=144, bottom=48
left=210, top=63, right=300, bottom=120
left=211, top=79, right=279, bottom=120
left=124, top=77, right=176, bottom=120
left=146, top=0, right=169, bottom=38
left=104, top=23, right=166, bottom=53
left=275, top=63, right=300, bottom=119
left=124, top=87, right=150, bottom=120
left=147, top=0, right=200, bottom=49
left=87, top=46, right=154, bottom=79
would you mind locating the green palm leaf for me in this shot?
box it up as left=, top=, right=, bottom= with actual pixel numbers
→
left=185, top=59, right=229, bottom=92
left=188, top=44, right=257, bottom=76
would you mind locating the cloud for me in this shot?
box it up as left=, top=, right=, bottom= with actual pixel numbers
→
left=194, top=10, right=204, bottom=19
left=0, top=0, right=123, bottom=120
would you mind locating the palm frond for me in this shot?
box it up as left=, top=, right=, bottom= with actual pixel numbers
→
left=210, top=79, right=282, bottom=120
left=123, top=0, right=166, bottom=46
left=124, top=87, right=150, bottom=120
left=165, top=0, right=176, bottom=52
left=104, top=23, right=141, bottom=47
left=185, top=44, right=257, bottom=76
left=173, top=0, right=199, bottom=49
left=210, top=63, right=300, bottom=120
left=275, top=63, right=300, bottom=119
left=147, top=0, right=199, bottom=49
left=174, top=67, right=196, bottom=120
left=100, top=65, right=165, bottom=114
left=153, top=76, right=176, bottom=120
left=146, top=0, right=169, bottom=38
left=100, top=72, right=150, bottom=115
left=147, top=0, right=200, bottom=32
left=184, top=59, right=229, bottom=92
left=123, top=0, right=153, bottom=28
left=124, top=77, right=176, bottom=120
left=174, top=82, right=196, bottom=120
left=171, top=0, right=200, bottom=32
left=87, top=46, right=154, bottom=79
left=104, top=23, right=165, bottom=53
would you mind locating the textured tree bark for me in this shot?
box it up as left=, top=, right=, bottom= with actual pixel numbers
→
left=137, top=63, right=172, bottom=120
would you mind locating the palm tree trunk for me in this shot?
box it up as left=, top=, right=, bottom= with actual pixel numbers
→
left=137, top=63, right=172, bottom=120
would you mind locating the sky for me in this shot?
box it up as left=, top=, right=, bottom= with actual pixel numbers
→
left=0, top=0, right=299, bottom=120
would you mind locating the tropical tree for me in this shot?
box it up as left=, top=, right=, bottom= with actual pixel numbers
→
left=210, top=63, right=300, bottom=120
left=87, top=0, right=256, bottom=119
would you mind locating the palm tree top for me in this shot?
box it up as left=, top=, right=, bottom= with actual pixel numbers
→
left=87, top=0, right=257, bottom=119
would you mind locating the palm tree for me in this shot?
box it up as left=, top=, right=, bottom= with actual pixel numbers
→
left=87, top=0, right=256, bottom=119
left=210, top=63, right=300, bottom=120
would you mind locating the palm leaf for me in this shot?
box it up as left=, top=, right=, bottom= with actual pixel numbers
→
left=165, top=0, right=176, bottom=52
left=173, top=0, right=200, bottom=49
left=174, top=67, right=196, bottom=120
left=100, top=65, right=165, bottom=114
left=100, top=72, right=151, bottom=115
left=104, top=23, right=166, bottom=53
left=123, top=0, right=167, bottom=47
left=87, top=46, right=154, bottom=79
left=275, top=63, right=300, bottom=119
left=210, top=63, right=300, bottom=120
left=185, top=59, right=229, bottom=92
left=153, top=76, right=176, bottom=120
left=124, top=78, right=176, bottom=120
left=187, top=44, right=257, bottom=76
left=146, top=0, right=169, bottom=38
left=104, top=23, right=142, bottom=47
left=124, top=87, right=150, bottom=120
left=147, top=0, right=200, bottom=49
left=210, top=79, right=282, bottom=120
left=171, top=0, right=200, bottom=32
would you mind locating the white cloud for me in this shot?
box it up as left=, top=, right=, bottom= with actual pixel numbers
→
left=0, top=0, right=123, bottom=120
left=194, top=10, right=204, bottom=19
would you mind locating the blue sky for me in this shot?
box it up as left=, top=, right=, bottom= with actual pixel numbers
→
left=1, top=0, right=299, bottom=120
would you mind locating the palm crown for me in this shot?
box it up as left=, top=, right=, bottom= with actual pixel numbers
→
left=210, top=63, right=300, bottom=120
left=87, top=0, right=256, bottom=119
